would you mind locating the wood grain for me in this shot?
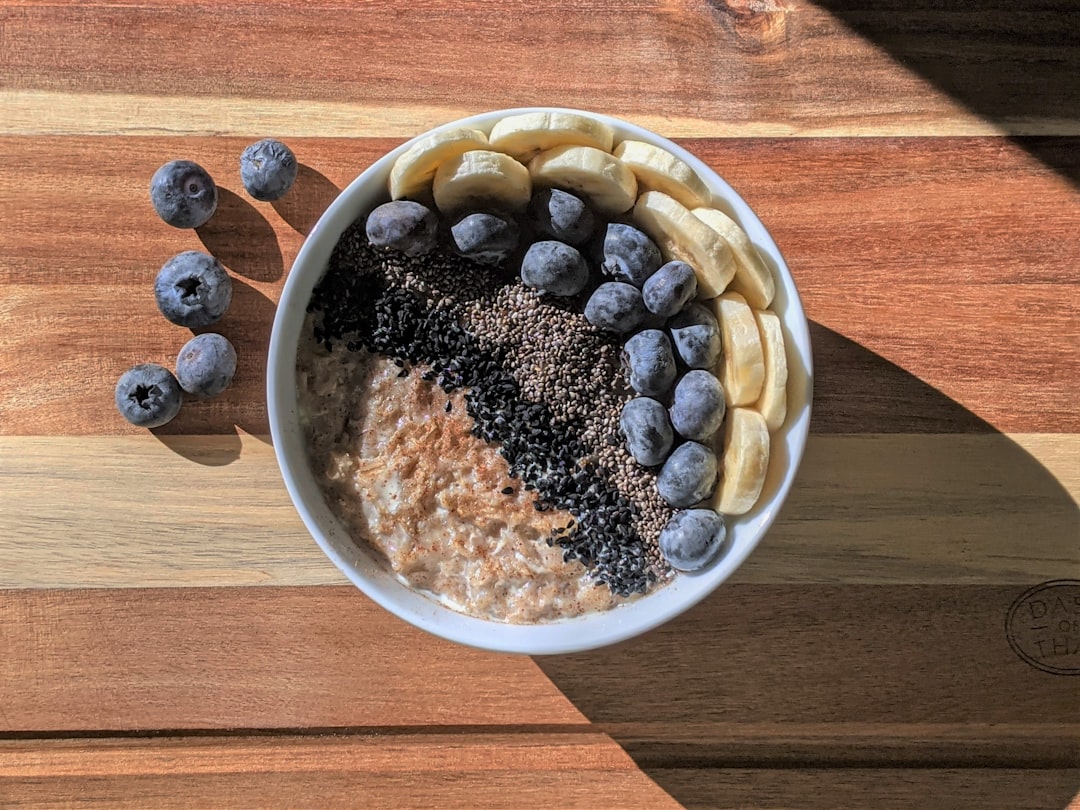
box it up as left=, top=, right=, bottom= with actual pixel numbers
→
left=2, top=586, right=1076, bottom=735
left=0, top=137, right=1076, bottom=436
left=5, top=0, right=1071, bottom=139
left=0, top=734, right=681, bottom=810
left=1, top=434, right=1075, bottom=589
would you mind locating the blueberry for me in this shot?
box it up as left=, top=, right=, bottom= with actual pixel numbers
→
left=520, top=240, right=589, bottom=296
left=669, top=303, right=721, bottom=369
left=643, top=260, right=697, bottom=318
left=115, top=364, right=183, bottom=428
left=602, top=223, right=662, bottom=287
left=451, top=213, right=520, bottom=264
left=658, top=509, right=727, bottom=571
left=240, top=138, right=298, bottom=202
left=176, top=333, right=237, bottom=397
left=670, top=370, right=726, bottom=441
left=623, top=329, right=676, bottom=397
left=584, top=282, right=647, bottom=334
left=528, top=188, right=595, bottom=246
left=365, top=200, right=439, bottom=257
left=656, top=441, right=718, bottom=508
left=149, top=160, right=218, bottom=229
left=619, top=397, right=674, bottom=466
left=154, top=251, right=233, bottom=328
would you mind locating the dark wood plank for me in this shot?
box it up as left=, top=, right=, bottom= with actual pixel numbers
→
left=0, top=136, right=1077, bottom=436
left=2, top=586, right=1077, bottom=745
left=0, top=734, right=681, bottom=809
left=0, top=0, right=1047, bottom=137
left=651, top=767, right=1080, bottom=810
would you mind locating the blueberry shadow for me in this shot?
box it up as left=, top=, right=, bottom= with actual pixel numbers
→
left=271, top=164, right=342, bottom=236
left=197, top=188, right=284, bottom=282
left=151, top=279, right=276, bottom=459
left=534, top=321, right=1080, bottom=809
left=798, top=0, right=1080, bottom=187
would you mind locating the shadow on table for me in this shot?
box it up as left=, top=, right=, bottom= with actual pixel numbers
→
left=535, top=322, right=1080, bottom=809
left=272, top=164, right=342, bottom=236
left=809, top=0, right=1080, bottom=187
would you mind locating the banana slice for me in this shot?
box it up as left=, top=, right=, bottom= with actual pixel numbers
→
left=389, top=128, right=489, bottom=201
left=614, top=140, right=710, bottom=210
left=489, top=111, right=615, bottom=162
left=692, top=207, right=775, bottom=309
left=632, top=191, right=735, bottom=298
left=711, top=292, right=764, bottom=406
left=753, top=309, right=788, bottom=431
left=432, top=149, right=532, bottom=215
left=712, top=407, right=770, bottom=516
left=527, top=144, right=638, bottom=216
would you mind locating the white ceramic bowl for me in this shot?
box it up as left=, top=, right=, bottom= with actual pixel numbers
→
left=267, top=108, right=813, bottom=655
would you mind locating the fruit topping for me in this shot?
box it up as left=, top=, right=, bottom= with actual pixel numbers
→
left=669, top=302, right=721, bottom=370
left=669, top=370, right=726, bottom=442
left=619, top=396, right=674, bottom=467
left=528, top=188, right=595, bottom=246
left=658, top=508, right=727, bottom=571
left=601, top=223, right=663, bottom=287
left=365, top=200, right=439, bottom=256
left=642, top=260, right=697, bottom=318
left=623, top=329, right=676, bottom=397
left=657, top=441, right=718, bottom=508
left=584, top=281, right=647, bottom=334
left=520, top=240, right=589, bottom=296
left=451, top=212, right=520, bottom=264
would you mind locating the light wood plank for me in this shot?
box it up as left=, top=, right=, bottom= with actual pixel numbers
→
left=1, top=586, right=1076, bottom=734
left=0, top=137, right=1077, bottom=436
left=0, top=734, right=680, bottom=810
left=6, top=0, right=1077, bottom=138
left=1, top=434, right=1075, bottom=589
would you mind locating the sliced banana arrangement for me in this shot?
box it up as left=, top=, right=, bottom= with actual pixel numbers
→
left=380, top=110, right=792, bottom=565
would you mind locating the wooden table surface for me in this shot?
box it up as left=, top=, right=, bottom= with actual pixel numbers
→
left=1, top=1, right=1078, bottom=808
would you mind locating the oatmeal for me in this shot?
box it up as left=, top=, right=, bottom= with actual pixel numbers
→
left=298, top=328, right=620, bottom=622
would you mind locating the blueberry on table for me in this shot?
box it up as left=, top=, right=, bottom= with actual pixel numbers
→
left=584, top=281, right=647, bottom=334
left=520, top=240, right=589, bottom=297
left=623, top=329, right=676, bottom=397
left=528, top=188, right=595, bottom=246
left=115, top=364, right=183, bottom=428
left=669, top=369, right=726, bottom=441
left=619, top=396, right=674, bottom=466
left=176, top=333, right=237, bottom=397
left=149, top=160, right=218, bottom=229
left=657, top=441, right=718, bottom=508
left=240, top=138, right=298, bottom=202
left=659, top=509, right=727, bottom=571
left=643, top=260, right=697, bottom=318
left=365, top=200, right=439, bottom=257
left=602, top=223, right=662, bottom=287
left=451, top=212, right=520, bottom=264
left=669, top=302, right=721, bottom=369
left=154, top=251, right=233, bottom=328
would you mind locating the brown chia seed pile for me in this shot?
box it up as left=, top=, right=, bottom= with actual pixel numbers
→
left=307, top=218, right=673, bottom=596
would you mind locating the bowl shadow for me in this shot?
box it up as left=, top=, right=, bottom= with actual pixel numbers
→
left=534, top=322, right=1080, bottom=809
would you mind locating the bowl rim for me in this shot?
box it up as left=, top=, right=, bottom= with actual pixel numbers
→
left=267, top=107, right=813, bottom=655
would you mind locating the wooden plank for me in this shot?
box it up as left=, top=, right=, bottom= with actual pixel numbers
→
left=0, top=734, right=681, bottom=809
left=1, top=586, right=1077, bottom=735
left=6, top=0, right=1074, bottom=139
left=0, top=587, right=590, bottom=731
left=1, top=434, right=1076, bottom=589
left=649, top=768, right=1080, bottom=810
left=0, top=136, right=1077, bottom=436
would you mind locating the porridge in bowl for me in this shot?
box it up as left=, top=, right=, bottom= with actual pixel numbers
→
left=294, top=110, right=791, bottom=624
